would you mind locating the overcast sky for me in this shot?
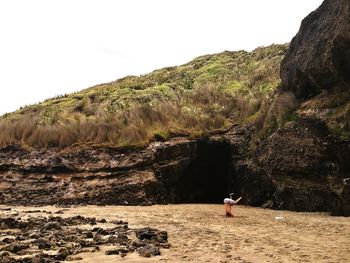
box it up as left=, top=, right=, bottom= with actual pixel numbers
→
left=0, top=0, right=323, bottom=115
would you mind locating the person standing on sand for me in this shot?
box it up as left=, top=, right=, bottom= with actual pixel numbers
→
left=223, top=193, right=242, bottom=217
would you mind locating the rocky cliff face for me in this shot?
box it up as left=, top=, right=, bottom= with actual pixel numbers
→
left=225, top=0, right=350, bottom=216
left=280, top=0, right=350, bottom=98
left=0, top=140, right=198, bottom=206
left=273, top=0, right=350, bottom=215
left=252, top=118, right=350, bottom=215
left=0, top=126, right=256, bottom=207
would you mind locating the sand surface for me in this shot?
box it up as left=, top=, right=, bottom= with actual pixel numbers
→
left=1, top=204, right=349, bottom=263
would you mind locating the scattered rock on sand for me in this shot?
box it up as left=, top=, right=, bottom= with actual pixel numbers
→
left=42, top=221, right=62, bottom=231
left=1, top=243, right=29, bottom=254
left=138, top=244, right=161, bottom=257
left=105, top=249, right=119, bottom=255
left=55, top=247, right=70, bottom=260
left=0, top=214, right=170, bottom=261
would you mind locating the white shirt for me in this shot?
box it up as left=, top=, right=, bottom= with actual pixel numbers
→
left=223, top=198, right=235, bottom=205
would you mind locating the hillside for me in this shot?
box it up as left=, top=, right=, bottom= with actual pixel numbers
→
left=0, top=44, right=287, bottom=148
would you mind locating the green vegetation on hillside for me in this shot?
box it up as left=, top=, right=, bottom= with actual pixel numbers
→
left=0, top=44, right=288, bottom=148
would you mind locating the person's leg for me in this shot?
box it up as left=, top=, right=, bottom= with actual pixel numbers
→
left=224, top=204, right=233, bottom=217
left=225, top=211, right=234, bottom=217
left=229, top=207, right=234, bottom=217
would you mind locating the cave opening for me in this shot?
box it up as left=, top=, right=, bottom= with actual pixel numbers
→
left=173, top=139, right=240, bottom=203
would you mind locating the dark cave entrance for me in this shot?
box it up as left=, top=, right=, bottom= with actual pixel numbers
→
left=173, top=139, right=240, bottom=203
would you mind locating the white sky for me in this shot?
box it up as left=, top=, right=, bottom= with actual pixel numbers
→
left=0, top=0, right=323, bottom=115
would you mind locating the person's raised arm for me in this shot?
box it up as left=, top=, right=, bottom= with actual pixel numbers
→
left=233, top=197, right=242, bottom=204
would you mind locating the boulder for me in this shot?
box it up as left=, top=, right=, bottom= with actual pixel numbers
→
left=32, top=238, right=52, bottom=249
left=105, top=249, right=119, bottom=255
left=138, top=244, right=160, bottom=257
left=135, top=228, right=168, bottom=243
left=42, top=221, right=62, bottom=231
left=55, top=247, right=70, bottom=260
left=281, top=0, right=350, bottom=98
left=1, top=243, right=29, bottom=254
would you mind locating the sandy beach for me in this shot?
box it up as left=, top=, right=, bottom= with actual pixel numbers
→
left=1, top=204, right=349, bottom=263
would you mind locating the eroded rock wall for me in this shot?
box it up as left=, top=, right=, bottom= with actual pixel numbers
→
left=254, top=118, right=350, bottom=215
left=0, top=140, right=198, bottom=206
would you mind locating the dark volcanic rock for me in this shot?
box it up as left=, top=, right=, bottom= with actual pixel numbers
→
left=138, top=244, right=161, bottom=257
left=135, top=227, right=168, bottom=243
left=1, top=243, right=29, bottom=254
left=32, top=238, right=52, bottom=250
left=105, top=249, right=119, bottom=255
left=0, top=215, right=170, bottom=261
left=281, top=0, right=350, bottom=98
left=0, top=217, right=17, bottom=229
left=85, top=231, right=93, bottom=239
left=55, top=247, right=70, bottom=260
left=42, top=222, right=62, bottom=231
left=235, top=162, right=274, bottom=207
left=255, top=118, right=350, bottom=214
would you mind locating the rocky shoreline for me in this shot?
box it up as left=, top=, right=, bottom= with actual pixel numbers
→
left=0, top=207, right=170, bottom=262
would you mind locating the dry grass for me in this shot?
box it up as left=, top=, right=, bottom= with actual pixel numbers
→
left=0, top=44, right=288, bottom=149
left=252, top=91, right=297, bottom=143
left=0, top=86, right=260, bottom=148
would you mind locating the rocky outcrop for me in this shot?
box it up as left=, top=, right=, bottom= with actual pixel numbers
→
left=252, top=118, right=350, bottom=215
left=0, top=139, right=199, bottom=206
left=271, top=0, right=350, bottom=215
left=0, top=125, right=259, bottom=207
left=280, top=0, right=350, bottom=98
